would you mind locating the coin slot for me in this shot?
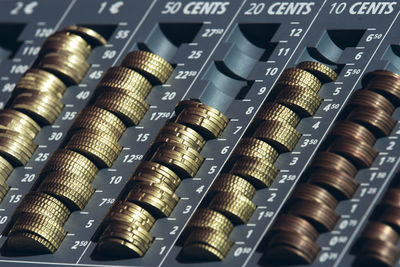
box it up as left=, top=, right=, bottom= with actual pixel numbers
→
left=298, top=29, right=365, bottom=67
left=0, top=23, right=25, bottom=63
left=139, top=23, right=202, bottom=61
left=76, top=24, right=116, bottom=43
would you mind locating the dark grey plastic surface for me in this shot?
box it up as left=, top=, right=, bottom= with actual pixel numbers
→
left=0, top=0, right=399, bottom=266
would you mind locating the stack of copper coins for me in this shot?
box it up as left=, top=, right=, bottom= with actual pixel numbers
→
left=178, top=61, right=336, bottom=262
left=352, top=173, right=400, bottom=266
left=261, top=69, right=399, bottom=265
left=94, top=100, right=229, bottom=258
left=6, top=47, right=174, bottom=254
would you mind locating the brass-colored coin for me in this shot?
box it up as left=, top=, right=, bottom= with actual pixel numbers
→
left=39, top=32, right=91, bottom=60
left=275, top=86, right=322, bottom=117
left=13, top=191, right=70, bottom=225
left=181, top=242, right=226, bottom=261
left=129, top=174, right=178, bottom=193
left=11, top=91, right=63, bottom=126
left=126, top=190, right=173, bottom=218
left=253, top=120, right=301, bottom=152
left=96, top=237, right=145, bottom=258
left=7, top=231, right=57, bottom=254
left=0, top=133, right=36, bottom=166
left=230, top=157, right=279, bottom=189
left=254, top=102, right=301, bottom=127
left=108, top=201, right=155, bottom=225
left=121, top=50, right=174, bottom=84
left=66, top=129, right=122, bottom=168
left=0, top=109, right=40, bottom=139
left=277, top=68, right=322, bottom=92
left=208, top=191, right=256, bottom=225
left=210, top=174, right=256, bottom=199
left=94, top=90, right=149, bottom=126
left=37, top=52, right=90, bottom=85
left=175, top=111, right=224, bottom=140
left=183, top=228, right=233, bottom=257
left=103, top=222, right=153, bottom=246
left=133, top=161, right=180, bottom=191
left=186, top=208, right=234, bottom=236
left=175, top=100, right=230, bottom=126
left=70, top=106, right=126, bottom=140
left=38, top=172, right=95, bottom=211
left=42, top=149, right=98, bottom=182
left=232, top=137, right=279, bottom=164
left=60, top=25, right=107, bottom=46
left=296, top=61, right=337, bottom=83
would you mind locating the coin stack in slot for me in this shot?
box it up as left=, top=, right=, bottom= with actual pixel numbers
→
left=178, top=61, right=337, bottom=262
left=352, top=172, right=400, bottom=267
left=0, top=26, right=107, bottom=205
left=94, top=100, right=229, bottom=258
left=260, top=69, right=399, bottom=265
left=6, top=49, right=173, bottom=254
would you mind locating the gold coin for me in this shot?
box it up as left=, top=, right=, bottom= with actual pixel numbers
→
left=297, top=61, right=337, bottom=83
left=276, top=86, right=322, bottom=117
left=253, top=120, right=301, bottom=152
left=254, top=102, right=300, bottom=127
left=210, top=174, right=256, bottom=199
left=232, top=137, right=279, bottom=164
left=60, top=25, right=107, bottom=46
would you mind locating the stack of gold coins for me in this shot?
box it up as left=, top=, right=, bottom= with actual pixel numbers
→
left=95, top=98, right=230, bottom=259
left=0, top=129, right=37, bottom=166
left=121, top=50, right=174, bottom=85
left=174, top=100, right=229, bottom=140
left=7, top=192, right=71, bottom=253
left=180, top=61, right=337, bottom=261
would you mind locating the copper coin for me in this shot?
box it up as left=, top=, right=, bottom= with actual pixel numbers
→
left=289, top=183, right=338, bottom=209
left=346, top=107, right=395, bottom=137
left=328, top=120, right=376, bottom=146
left=308, top=151, right=357, bottom=177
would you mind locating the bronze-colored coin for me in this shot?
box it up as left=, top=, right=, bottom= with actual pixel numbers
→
left=121, top=50, right=174, bottom=84
left=254, top=102, right=301, bottom=127
left=296, top=61, right=337, bottom=83
left=364, top=73, right=400, bottom=105
left=232, top=137, right=279, bottom=164
left=70, top=106, right=126, bottom=140
left=7, top=231, right=57, bottom=254
left=308, top=151, right=357, bottom=177
left=328, top=120, right=376, bottom=146
left=37, top=51, right=90, bottom=85
left=327, top=137, right=377, bottom=169
left=275, top=86, right=322, bottom=117
left=11, top=91, right=63, bottom=126
left=253, top=120, right=301, bottom=152
left=346, top=107, right=396, bottom=137
left=268, top=214, right=319, bottom=241
left=377, top=206, right=400, bottom=232
left=230, top=157, right=278, bottom=189
left=289, top=183, right=338, bottom=209
left=381, top=188, right=400, bottom=208
left=307, top=169, right=359, bottom=200
left=94, top=90, right=149, bottom=126
left=352, top=222, right=399, bottom=253
left=353, top=239, right=400, bottom=267
left=208, top=191, right=256, bottom=225
left=210, top=174, right=256, bottom=199
left=362, top=69, right=400, bottom=87
left=346, top=89, right=395, bottom=115
left=264, top=232, right=320, bottom=265
left=60, top=25, right=107, bottom=46
left=287, top=200, right=339, bottom=232
left=41, top=149, right=98, bottom=182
